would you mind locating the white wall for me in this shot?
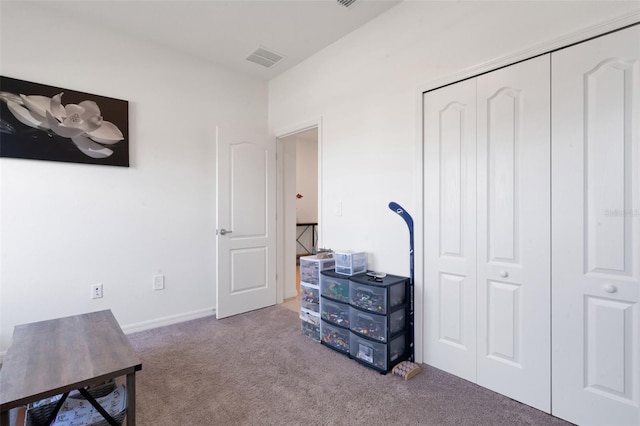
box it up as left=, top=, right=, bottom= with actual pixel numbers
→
left=0, top=2, right=268, bottom=351
left=269, top=1, right=640, bottom=278
left=295, top=129, right=318, bottom=225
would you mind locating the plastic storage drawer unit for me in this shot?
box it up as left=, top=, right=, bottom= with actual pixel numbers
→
left=320, top=270, right=350, bottom=303
left=299, top=255, right=335, bottom=286
left=321, top=320, right=350, bottom=354
left=321, top=298, right=350, bottom=328
left=300, top=282, right=320, bottom=313
left=350, top=332, right=408, bottom=372
left=334, top=251, right=367, bottom=276
left=349, top=306, right=406, bottom=342
left=300, top=309, right=320, bottom=341
left=349, top=273, right=408, bottom=315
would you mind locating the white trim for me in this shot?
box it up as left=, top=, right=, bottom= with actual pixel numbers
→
left=274, top=117, right=323, bottom=305
left=274, top=119, right=321, bottom=140
left=121, top=308, right=215, bottom=334
left=412, top=12, right=639, bottom=365
left=413, top=86, right=424, bottom=364
left=416, top=12, right=640, bottom=95
left=317, top=118, right=324, bottom=246
left=276, top=135, right=286, bottom=304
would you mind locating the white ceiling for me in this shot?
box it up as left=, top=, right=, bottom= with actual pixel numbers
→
left=26, top=0, right=402, bottom=81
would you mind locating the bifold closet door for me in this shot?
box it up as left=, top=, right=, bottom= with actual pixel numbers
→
left=424, top=78, right=478, bottom=382
left=476, top=54, right=551, bottom=413
left=424, top=55, right=551, bottom=409
left=552, top=25, right=640, bottom=426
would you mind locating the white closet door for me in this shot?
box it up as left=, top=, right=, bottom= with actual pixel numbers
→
left=424, top=79, right=477, bottom=382
left=552, top=25, right=640, bottom=426
left=476, top=54, right=551, bottom=412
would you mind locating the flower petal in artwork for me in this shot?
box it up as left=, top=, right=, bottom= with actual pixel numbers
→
left=6, top=101, right=46, bottom=129
left=87, top=121, right=124, bottom=144
left=0, top=91, right=23, bottom=104
left=71, top=135, right=114, bottom=159
left=78, top=100, right=100, bottom=117
left=20, top=94, right=52, bottom=122
left=49, top=93, right=67, bottom=121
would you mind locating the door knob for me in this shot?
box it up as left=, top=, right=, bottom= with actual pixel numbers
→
left=603, top=283, right=617, bottom=293
left=219, top=228, right=233, bottom=236
left=499, top=271, right=509, bottom=278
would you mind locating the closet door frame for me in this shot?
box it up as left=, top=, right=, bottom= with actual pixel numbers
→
left=415, top=15, right=639, bottom=423
left=414, top=14, right=640, bottom=367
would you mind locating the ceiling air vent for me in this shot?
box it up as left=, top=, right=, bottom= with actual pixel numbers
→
left=337, top=0, right=357, bottom=7
left=246, top=47, right=284, bottom=68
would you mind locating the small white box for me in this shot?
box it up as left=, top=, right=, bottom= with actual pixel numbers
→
left=334, top=251, right=367, bottom=276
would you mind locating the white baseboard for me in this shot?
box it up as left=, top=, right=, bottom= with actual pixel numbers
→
left=121, top=307, right=216, bottom=335
left=284, top=289, right=299, bottom=300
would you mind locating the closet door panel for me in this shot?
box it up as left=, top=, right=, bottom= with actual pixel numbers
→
left=424, top=79, right=477, bottom=381
left=476, top=54, right=551, bottom=412
left=552, top=25, right=640, bottom=426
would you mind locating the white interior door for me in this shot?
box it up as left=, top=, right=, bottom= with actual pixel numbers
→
left=424, top=78, right=478, bottom=382
left=552, top=25, right=640, bottom=425
left=476, top=54, right=551, bottom=412
left=216, top=126, right=277, bottom=319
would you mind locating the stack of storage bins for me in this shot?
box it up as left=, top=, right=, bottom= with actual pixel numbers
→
left=312, top=251, right=412, bottom=374
left=348, top=273, right=410, bottom=373
left=319, top=251, right=366, bottom=356
left=299, top=255, right=335, bottom=341
left=319, top=270, right=351, bottom=354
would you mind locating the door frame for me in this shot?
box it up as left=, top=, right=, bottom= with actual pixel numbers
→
left=274, top=117, right=323, bottom=304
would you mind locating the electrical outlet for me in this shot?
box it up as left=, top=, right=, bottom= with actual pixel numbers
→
left=153, top=274, right=165, bottom=290
left=92, top=284, right=103, bottom=299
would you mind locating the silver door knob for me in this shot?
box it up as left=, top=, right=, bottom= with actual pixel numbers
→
left=499, top=271, right=509, bottom=278
left=219, top=229, right=233, bottom=235
left=603, top=283, right=617, bottom=293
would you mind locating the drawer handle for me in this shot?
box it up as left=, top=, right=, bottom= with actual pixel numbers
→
left=499, top=271, right=509, bottom=278
left=603, top=284, right=617, bottom=294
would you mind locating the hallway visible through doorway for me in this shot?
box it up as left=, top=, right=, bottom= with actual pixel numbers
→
left=279, top=125, right=318, bottom=305
left=282, top=263, right=300, bottom=312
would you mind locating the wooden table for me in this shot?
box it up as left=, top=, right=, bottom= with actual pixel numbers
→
left=0, top=310, right=142, bottom=426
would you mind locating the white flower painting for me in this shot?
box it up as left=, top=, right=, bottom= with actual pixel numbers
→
left=0, top=76, right=129, bottom=166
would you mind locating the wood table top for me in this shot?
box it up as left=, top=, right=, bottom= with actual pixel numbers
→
left=0, top=310, right=141, bottom=411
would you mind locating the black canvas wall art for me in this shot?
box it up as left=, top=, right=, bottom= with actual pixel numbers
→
left=0, top=76, right=129, bottom=167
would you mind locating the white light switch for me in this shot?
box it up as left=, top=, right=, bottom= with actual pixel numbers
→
left=153, top=274, right=165, bottom=290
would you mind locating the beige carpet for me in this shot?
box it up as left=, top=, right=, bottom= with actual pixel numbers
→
left=126, top=305, right=570, bottom=426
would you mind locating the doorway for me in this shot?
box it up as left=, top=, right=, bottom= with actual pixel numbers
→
left=277, top=126, right=319, bottom=312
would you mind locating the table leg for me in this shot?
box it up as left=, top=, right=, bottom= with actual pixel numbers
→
left=78, top=389, right=118, bottom=426
left=127, top=372, right=136, bottom=426
left=1, top=410, right=9, bottom=426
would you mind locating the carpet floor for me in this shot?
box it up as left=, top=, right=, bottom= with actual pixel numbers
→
left=127, top=305, right=571, bottom=426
